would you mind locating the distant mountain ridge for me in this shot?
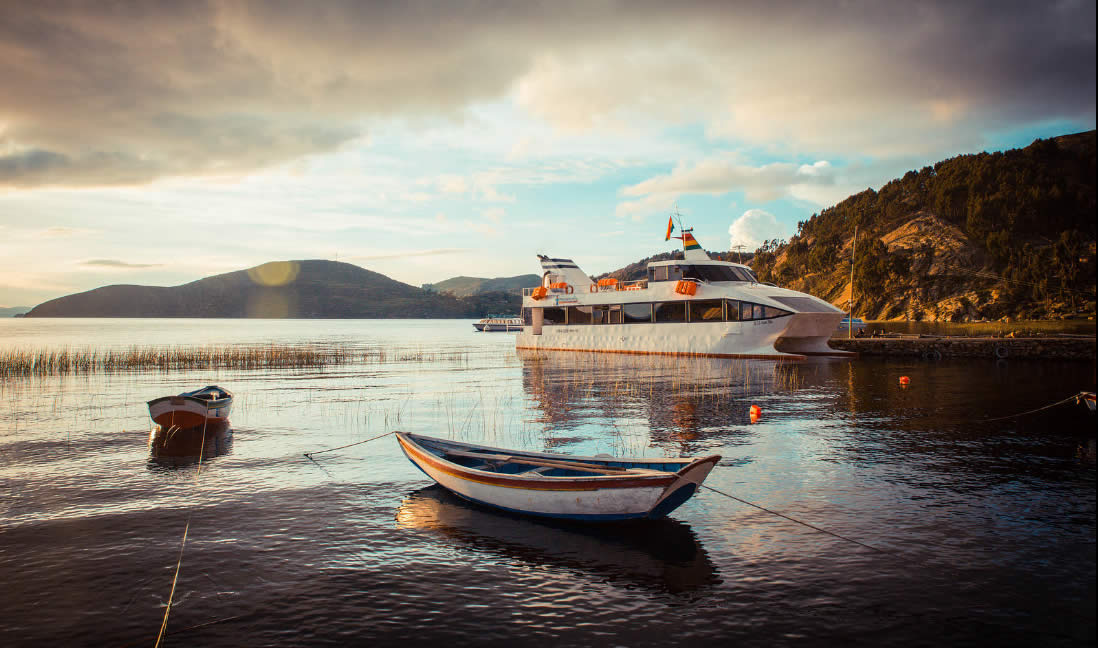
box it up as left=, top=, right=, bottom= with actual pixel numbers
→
left=25, top=260, right=520, bottom=318
left=424, top=274, right=540, bottom=297
left=1, top=306, right=31, bottom=317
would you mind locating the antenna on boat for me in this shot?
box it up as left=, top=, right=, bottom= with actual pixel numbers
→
left=848, top=225, right=857, bottom=339
left=731, top=244, right=746, bottom=264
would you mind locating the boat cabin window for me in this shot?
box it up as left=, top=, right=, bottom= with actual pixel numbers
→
left=590, top=305, right=613, bottom=324
left=522, top=307, right=532, bottom=326
left=725, top=299, right=740, bottom=321
left=541, top=307, right=565, bottom=325
left=608, top=304, right=623, bottom=324
left=623, top=303, right=652, bottom=323
left=688, top=299, right=724, bottom=322
left=725, top=299, right=792, bottom=321
left=681, top=264, right=757, bottom=282
left=567, top=306, right=593, bottom=325
left=654, top=302, right=686, bottom=323
left=648, top=264, right=686, bottom=282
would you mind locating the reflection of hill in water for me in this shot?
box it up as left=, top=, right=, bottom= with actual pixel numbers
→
left=518, top=350, right=805, bottom=447
left=395, top=485, right=719, bottom=594
left=148, top=421, right=233, bottom=469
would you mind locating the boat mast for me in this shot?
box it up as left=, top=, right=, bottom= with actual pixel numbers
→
left=848, top=225, right=857, bottom=339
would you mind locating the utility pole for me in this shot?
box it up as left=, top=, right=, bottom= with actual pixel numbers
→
left=848, top=225, right=857, bottom=339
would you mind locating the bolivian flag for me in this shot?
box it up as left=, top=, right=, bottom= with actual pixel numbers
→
left=665, top=215, right=675, bottom=241
left=682, top=231, right=701, bottom=250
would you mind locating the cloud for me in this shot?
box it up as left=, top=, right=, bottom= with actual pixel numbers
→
left=623, top=159, right=836, bottom=203
left=0, top=1, right=1092, bottom=189
left=81, top=259, right=163, bottom=269
left=728, top=209, right=789, bottom=251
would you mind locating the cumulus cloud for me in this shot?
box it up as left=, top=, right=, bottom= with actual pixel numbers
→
left=728, top=210, right=789, bottom=252
left=0, top=1, right=1092, bottom=188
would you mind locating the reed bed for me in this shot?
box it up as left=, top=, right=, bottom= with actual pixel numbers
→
left=0, top=345, right=354, bottom=377
left=1, top=343, right=484, bottom=377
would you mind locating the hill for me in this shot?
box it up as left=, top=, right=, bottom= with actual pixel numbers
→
left=24, top=260, right=520, bottom=318
left=1, top=306, right=31, bottom=317
left=424, top=274, right=540, bottom=297
left=749, top=131, right=1097, bottom=321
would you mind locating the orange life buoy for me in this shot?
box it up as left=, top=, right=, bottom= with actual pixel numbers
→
left=531, top=287, right=547, bottom=300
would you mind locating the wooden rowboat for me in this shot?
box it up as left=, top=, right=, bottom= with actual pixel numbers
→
left=147, top=385, right=233, bottom=429
left=395, top=432, right=720, bottom=521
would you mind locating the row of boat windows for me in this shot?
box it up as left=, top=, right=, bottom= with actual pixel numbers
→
left=523, top=299, right=792, bottom=326
left=648, top=264, right=758, bottom=283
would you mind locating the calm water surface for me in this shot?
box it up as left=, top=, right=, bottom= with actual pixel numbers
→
left=1, top=319, right=1094, bottom=647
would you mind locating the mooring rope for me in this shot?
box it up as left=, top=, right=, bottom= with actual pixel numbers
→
left=980, top=391, right=1090, bottom=423
left=303, top=431, right=397, bottom=459
left=155, top=403, right=211, bottom=648
left=701, top=485, right=887, bottom=554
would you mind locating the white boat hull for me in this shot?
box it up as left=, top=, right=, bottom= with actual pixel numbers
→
left=397, top=433, right=719, bottom=521
left=516, top=312, right=846, bottom=360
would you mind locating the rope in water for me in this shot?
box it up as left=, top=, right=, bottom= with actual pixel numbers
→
left=154, top=404, right=211, bottom=648
left=303, top=431, right=397, bottom=459
left=980, top=391, right=1090, bottom=423
left=701, top=485, right=887, bottom=554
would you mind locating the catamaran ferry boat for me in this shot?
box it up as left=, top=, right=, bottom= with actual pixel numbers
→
left=515, top=227, right=851, bottom=360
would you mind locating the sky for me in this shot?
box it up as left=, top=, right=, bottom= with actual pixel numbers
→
left=1, top=1, right=1094, bottom=307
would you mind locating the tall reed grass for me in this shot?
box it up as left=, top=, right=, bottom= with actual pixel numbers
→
left=0, top=343, right=471, bottom=377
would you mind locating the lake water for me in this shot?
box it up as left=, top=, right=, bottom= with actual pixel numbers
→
left=1, top=319, right=1094, bottom=647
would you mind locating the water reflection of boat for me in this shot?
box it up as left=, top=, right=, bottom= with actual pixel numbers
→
left=148, top=420, right=233, bottom=468
left=147, top=385, right=233, bottom=429
left=396, top=432, right=720, bottom=521
left=518, top=350, right=790, bottom=444
left=395, top=485, right=719, bottom=594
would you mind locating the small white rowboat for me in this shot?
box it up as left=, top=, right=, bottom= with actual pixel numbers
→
left=395, top=432, right=720, bottom=521
left=147, top=385, right=233, bottom=429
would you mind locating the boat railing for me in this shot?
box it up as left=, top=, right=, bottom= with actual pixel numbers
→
left=523, top=280, right=647, bottom=297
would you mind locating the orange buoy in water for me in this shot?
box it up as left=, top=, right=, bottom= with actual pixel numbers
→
left=899, top=376, right=911, bottom=386
left=749, top=404, right=762, bottom=423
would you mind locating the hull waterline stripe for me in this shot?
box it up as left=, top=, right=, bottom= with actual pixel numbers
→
left=515, top=345, right=807, bottom=361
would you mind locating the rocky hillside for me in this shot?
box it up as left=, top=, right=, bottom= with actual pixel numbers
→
left=424, top=274, right=540, bottom=297
left=750, top=131, right=1096, bottom=322
left=25, top=260, right=520, bottom=318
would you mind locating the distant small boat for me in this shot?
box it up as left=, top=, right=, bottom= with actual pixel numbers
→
left=395, top=432, right=720, bottom=521
left=147, top=385, right=233, bottom=429
left=838, top=316, right=866, bottom=331
left=473, top=317, right=523, bottom=332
